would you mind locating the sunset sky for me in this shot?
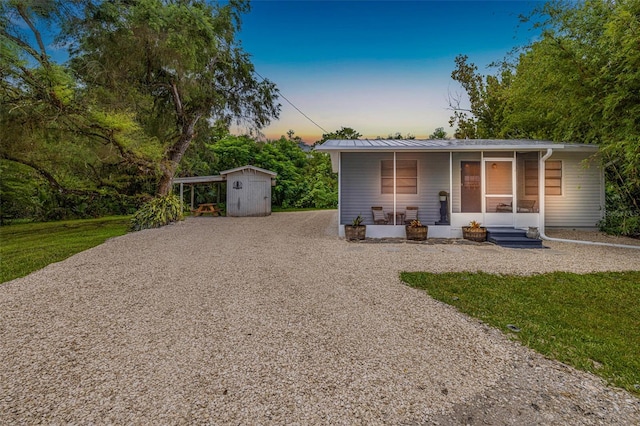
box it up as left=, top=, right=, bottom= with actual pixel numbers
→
left=236, top=0, right=542, bottom=143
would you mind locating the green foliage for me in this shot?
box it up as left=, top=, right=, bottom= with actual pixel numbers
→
left=378, top=132, right=415, bottom=140
left=401, top=271, right=640, bottom=395
left=599, top=182, right=640, bottom=236
left=429, top=127, right=448, bottom=139
left=316, top=127, right=362, bottom=145
left=210, top=135, right=261, bottom=171
left=0, top=216, right=130, bottom=284
left=130, top=195, right=183, bottom=232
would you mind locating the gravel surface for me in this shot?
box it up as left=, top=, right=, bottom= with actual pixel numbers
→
left=1, top=210, right=639, bottom=425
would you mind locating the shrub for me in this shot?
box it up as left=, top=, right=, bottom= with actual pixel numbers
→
left=599, top=209, right=640, bottom=237
left=130, top=194, right=182, bottom=231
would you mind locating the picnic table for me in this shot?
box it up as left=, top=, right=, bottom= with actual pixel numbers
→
left=193, top=203, right=221, bottom=216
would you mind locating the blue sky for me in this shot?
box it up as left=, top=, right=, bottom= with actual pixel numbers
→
left=236, top=0, right=542, bottom=142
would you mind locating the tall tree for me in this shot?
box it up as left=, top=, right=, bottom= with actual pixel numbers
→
left=448, top=55, right=513, bottom=139
left=69, top=0, right=280, bottom=195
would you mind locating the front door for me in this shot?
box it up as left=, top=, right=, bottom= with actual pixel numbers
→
left=484, top=159, right=514, bottom=226
left=461, top=161, right=481, bottom=212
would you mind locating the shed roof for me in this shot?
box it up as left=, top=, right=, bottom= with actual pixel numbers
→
left=220, top=165, right=277, bottom=176
left=316, top=139, right=598, bottom=152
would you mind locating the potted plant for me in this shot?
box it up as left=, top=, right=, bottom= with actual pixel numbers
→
left=345, top=215, right=366, bottom=241
left=405, top=219, right=428, bottom=241
left=462, top=220, right=487, bottom=242
left=439, top=190, right=448, bottom=201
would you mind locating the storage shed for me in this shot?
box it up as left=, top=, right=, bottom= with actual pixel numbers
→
left=220, top=166, right=277, bottom=217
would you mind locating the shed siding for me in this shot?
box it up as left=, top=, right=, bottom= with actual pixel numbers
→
left=340, top=152, right=449, bottom=225
left=226, top=169, right=272, bottom=217
left=545, top=151, right=603, bottom=228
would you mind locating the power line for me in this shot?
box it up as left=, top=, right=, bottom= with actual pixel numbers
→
left=253, top=70, right=329, bottom=135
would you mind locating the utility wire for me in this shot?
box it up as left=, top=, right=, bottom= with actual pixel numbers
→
left=253, top=70, right=329, bottom=135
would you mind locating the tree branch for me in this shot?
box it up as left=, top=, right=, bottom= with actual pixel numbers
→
left=0, top=152, right=88, bottom=195
left=15, top=4, right=49, bottom=65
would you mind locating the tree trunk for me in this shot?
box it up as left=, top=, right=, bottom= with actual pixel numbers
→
left=156, top=114, right=202, bottom=196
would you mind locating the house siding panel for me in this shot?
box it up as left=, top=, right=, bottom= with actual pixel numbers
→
left=340, top=152, right=449, bottom=225
left=545, top=152, right=604, bottom=228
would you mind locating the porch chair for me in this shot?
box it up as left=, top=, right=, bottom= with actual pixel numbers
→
left=404, top=206, right=419, bottom=224
left=496, top=202, right=513, bottom=212
left=517, top=199, right=536, bottom=212
left=371, top=206, right=389, bottom=224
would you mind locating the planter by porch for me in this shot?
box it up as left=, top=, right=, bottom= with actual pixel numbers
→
left=462, top=226, right=487, bottom=242
left=526, top=227, right=540, bottom=239
left=406, top=225, right=428, bottom=241
left=345, top=225, right=366, bottom=241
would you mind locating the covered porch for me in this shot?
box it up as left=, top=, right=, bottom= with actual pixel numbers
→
left=317, top=139, right=601, bottom=239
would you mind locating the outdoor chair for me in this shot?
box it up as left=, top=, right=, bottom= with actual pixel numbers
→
left=517, top=199, right=536, bottom=212
left=371, top=206, right=389, bottom=224
left=404, top=206, right=419, bottom=224
left=496, top=202, right=513, bottom=212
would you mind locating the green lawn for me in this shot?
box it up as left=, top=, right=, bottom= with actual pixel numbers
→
left=0, top=216, right=130, bottom=283
left=401, top=271, right=640, bottom=395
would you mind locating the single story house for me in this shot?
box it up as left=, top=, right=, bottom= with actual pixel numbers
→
left=316, top=139, right=603, bottom=238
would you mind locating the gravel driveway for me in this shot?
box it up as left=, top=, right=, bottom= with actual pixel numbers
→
left=1, top=210, right=639, bottom=424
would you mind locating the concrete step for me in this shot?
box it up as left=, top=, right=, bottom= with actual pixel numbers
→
left=486, top=228, right=544, bottom=249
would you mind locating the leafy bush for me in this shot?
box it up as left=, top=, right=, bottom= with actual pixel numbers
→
left=599, top=210, right=640, bottom=237
left=130, top=194, right=182, bottom=231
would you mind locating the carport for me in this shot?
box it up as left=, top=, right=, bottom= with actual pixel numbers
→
left=173, top=175, right=225, bottom=212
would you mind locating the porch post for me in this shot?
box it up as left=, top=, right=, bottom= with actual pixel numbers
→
left=393, top=151, right=397, bottom=225
left=338, top=152, right=342, bottom=227
left=179, top=183, right=184, bottom=212
left=480, top=151, right=485, bottom=215
left=190, top=184, right=195, bottom=210
left=539, top=149, right=553, bottom=234
left=449, top=152, right=453, bottom=221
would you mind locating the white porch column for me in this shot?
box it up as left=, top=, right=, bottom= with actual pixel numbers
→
left=393, top=151, right=397, bottom=225
left=539, top=148, right=553, bottom=234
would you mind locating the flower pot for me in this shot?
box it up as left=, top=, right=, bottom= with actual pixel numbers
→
left=345, top=225, right=366, bottom=241
left=526, top=227, right=540, bottom=239
left=462, top=226, right=487, bottom=242
left=406, top=225, right=428, bottom=241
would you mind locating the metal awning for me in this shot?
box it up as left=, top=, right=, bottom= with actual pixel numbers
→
left=173, top=175, right=225, bottom=184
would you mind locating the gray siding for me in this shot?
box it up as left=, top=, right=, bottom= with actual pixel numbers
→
left=545, top=152, right=604, bottom=228
left=340, top=152, right=450, bottom=225
left=226, top=170, right=272, bottom=217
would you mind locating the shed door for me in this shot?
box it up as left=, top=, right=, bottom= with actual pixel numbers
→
left=249, top=179, right=270, bottom=216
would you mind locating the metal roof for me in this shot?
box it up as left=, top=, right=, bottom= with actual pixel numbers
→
left=172, top=175, right=225, bottom=184
left=316, top=139, right=598, bottom=152
left=220, top=165, right=277, bottom=176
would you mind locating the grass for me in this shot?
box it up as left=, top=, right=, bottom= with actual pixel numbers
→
left=401, top=271, right=640, bottom=396
left=0, top=216, right=130, bottom=284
